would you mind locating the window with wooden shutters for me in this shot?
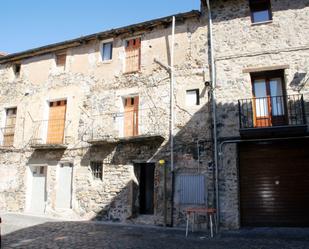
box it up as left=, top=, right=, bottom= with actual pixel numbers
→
left=125, top=38, right=141, bottom=73
left=47, top=100, right=67, bottom=144
left=3, top=107, right=17, bottom=147
left=56, top=53, right=66, bottom=67
left=124, top=96, right=139, bottom=137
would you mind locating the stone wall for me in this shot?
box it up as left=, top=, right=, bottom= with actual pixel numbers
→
left=0, top=150, right=26, bottom=212
left=208, top=0, right=309, bottom=228
left=0, top=14, right=213, bottom=227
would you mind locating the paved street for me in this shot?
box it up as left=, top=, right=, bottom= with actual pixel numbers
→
left=1, top=213, right=309, bottom=249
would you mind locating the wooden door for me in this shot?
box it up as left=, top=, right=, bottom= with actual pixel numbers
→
left=3, top=108, right=17, bottom=147
left=252, top=77, right=286, bottom=127
left=125, top=38, right=141, bottom=73
left=124, top=96, right=139, bottom=137
left=239, top=140, right=309, bottom=227
left=47, top=100, right=67, bottom=144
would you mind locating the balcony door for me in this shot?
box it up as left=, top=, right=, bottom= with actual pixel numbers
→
left=47, top=100, right=67, bottom=144
left=124, top=96, right=139, bottom=137
left=3, top=108, right=17, bottom=147
left=252, top=76, right=286, bottom=127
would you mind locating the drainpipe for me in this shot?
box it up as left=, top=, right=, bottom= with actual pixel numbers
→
left=170, top=15, right=176, bottom=227
left=205, top=0, right=219, bottom=231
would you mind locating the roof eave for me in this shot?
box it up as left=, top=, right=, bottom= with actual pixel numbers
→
left=0, top=10, right=200, bottom=64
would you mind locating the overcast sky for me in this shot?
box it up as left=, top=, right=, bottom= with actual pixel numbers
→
left=0, top=0, right=200, bottom=54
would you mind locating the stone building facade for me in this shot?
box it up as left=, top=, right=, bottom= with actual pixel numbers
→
left=0, top=10, right=213, bottom=226
left=207, top=0, right=309, bottom=229
left=1, top=0, right=309, bottom=230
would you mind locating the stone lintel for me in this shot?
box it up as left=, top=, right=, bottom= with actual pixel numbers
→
left=242, top=64, right=290, bottom=73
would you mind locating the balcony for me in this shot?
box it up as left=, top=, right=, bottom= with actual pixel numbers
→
left=238, top=94, right=307, bottom=138
left=87, top=108, right=167, bottom=145
left=30, top=119, right=71, bottom=149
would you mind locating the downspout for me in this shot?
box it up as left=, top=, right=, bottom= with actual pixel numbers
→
left=170, top=16, right=176, bottom=227
left=206, top=0, right=219, bottom=231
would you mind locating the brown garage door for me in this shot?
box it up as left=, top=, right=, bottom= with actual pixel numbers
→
left=239, top=139, right=309, bottom=227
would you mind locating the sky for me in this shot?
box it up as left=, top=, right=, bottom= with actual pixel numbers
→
left=0, top=0, right=200, bottom=54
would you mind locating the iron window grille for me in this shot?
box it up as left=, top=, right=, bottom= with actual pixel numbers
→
left=90, top=161, right=103, bottom=180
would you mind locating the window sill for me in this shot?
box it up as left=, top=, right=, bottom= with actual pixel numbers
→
left=251, top=20, right=273, bottom=26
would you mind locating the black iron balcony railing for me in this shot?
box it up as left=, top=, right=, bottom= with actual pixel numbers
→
left=87, top=107, right=168, bottom=143
left=238, top=94, right=306, bottom=129
left=30, top=119, right=71, bottom=146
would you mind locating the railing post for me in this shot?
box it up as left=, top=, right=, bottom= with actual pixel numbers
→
left=0, top=216, right=2, bottom=248
left=238, top=100, right=242, bottom=129
left=301, top=94, right=307, bottom=125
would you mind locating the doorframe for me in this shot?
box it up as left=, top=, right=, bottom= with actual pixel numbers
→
left=250, top=70, right=287, bottom=127
left=25, top=164, right=48, bottom=213
left=121, top=94, right=139, bottom=137
left=44, top=97, right=68, bottom=143
left=55, top=161, right=73, bottom=209
left=136, top=162, right=155, bottom=215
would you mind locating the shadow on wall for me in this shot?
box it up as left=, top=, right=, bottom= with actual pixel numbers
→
left=27, top=150, right=66, bottom=166
left=77, top=101, right=213, bottom=225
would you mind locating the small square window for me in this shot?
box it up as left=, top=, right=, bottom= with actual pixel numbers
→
left=101, top=42, right=113, bottom=61
left=13, top=63, right=21, bottom=77
left=249, top=0, right=272, bottom=23
left=90, top=161, right=103, bottom=180
left=186, top=89, right=200, bottom=106
left=56, top=53, right=66, bottom=67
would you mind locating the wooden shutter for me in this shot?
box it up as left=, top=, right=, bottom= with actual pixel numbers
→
left=56, top=53, right=66, bottom=67
left=3, top=108, right=17, bottom=147
left=124, top=96, right=139, bottom=137
left=47, top=100, right=67, bottom=144
left=125, top=38, right=141, bottom=73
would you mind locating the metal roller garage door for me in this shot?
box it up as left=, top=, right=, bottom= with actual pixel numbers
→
left=239, top=139, right=309, bottom=227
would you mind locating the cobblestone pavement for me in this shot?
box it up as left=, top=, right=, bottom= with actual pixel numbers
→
left=1, top=213, right=309, bottom=249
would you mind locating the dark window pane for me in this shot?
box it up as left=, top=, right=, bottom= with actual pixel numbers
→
left=253, top=10, right=270, bottom=23
left=102, top=42, right=113, bottom=61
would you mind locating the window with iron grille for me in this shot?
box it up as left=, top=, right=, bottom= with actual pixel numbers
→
left=90, top=161, right=103, bottom=180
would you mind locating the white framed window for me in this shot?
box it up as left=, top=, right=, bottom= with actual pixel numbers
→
left=186, top=89, right=200, bottom=107
left=100, top=40, right=113, bottom=61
